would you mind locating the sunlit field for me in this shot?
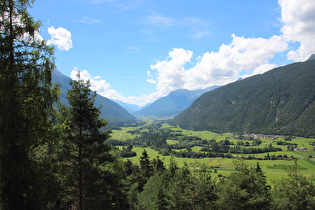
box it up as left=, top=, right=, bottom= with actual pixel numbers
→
left=111, top=123, right=315, bottom=184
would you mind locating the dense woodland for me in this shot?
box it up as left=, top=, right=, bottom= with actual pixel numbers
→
left=173, top=57, right=315, bottom=137
left=1, top=1, right=315, bottom=209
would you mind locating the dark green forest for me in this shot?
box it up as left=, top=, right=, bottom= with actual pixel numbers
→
left=172, top=57, right=315, bottom=137
left=1, top=1, right=315, bottom=209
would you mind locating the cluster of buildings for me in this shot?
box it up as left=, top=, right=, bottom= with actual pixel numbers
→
left=294, top=147, right=308, bottom=151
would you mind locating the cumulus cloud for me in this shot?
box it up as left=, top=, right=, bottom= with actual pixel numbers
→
left=279, top=0, right=315, bottom=61
left=71, top=68, right=126, bottom=101
left=47, top=26, right=73, bottom=51
left=70, top=68, right=155, bottom=106
left=148, top=34, right=287, bottom=96
left=241, top=63, right=277, bottom=79
left=184, top=34, right=288, bottom=89
left=150, top=48, right=193, bottom=95
left=69, top=32, right=288, bottom=106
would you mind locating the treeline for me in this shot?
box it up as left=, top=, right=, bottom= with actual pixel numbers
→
left=125, top=151, right=315, bottom=209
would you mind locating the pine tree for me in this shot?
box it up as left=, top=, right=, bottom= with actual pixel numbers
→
left=216, top=160, right=271, bottom=209
left=272, top=160, right=315, bottom=209
left=57, top=73, right=113, bottom=209
left=0, top=0, right=57, bottom=208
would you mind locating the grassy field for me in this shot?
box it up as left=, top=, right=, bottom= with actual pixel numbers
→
left=111, top=123, right=315, bottom=184
left=125, top=146, right=315, bottom=184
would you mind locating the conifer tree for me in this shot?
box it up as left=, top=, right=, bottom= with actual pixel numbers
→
left=0, top=0, right=57, bottom=208
left=57, top=73, right=113, bottom=209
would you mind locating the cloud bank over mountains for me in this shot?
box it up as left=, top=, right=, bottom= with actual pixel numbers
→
left=52, top=0, right=315, bottom=106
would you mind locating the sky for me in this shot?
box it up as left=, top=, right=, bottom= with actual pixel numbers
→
left=30, top=0, right=315, bottom=106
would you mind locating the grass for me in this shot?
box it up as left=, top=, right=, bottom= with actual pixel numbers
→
left=111, top=122, right=315, bottom=183
left=166, top=139, right=179, bottom=145
left=110, top=127, right=140, bottom=140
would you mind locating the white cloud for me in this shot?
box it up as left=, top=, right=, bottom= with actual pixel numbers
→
left=241, top=63, right=277, bottom=79
left=69, top=33, right=287, bottom=106
left=144, top=14, right=210, bottom=39
left=279, top=0, right=315, bottom=61
left=184, top=34, right=288, bottom=89
left=147, top=35, right=287, bottom=97
left=70, top=68, right=156, bottom=107
left=150, top=48, right=193, bottom=95
left=146, top=79, right=157, bottom=84
left=71, top=68, right=125, bottom=101
left=47, top=26, right=73, bottom=51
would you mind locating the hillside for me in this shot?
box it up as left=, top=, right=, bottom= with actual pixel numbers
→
left=172, top=57, right=315, bottom=137
left=52, top=69, right=136, bottom=124
left=134, top=86, right=219, bottom=117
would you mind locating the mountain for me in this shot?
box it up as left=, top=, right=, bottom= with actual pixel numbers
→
left=114, top=100, right=141, bottom=113
left=52, top=69, right=136, bottom=124
left=172, top=57, right=315, bottom=137
left=307, top=54, right=315, bottom=61
left=134, top=86, right=219, bottom=117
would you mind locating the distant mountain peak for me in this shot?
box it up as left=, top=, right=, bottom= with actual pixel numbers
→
left=134, top=85, right=219, bottom=118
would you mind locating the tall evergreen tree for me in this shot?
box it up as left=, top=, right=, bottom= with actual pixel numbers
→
left=57, top=73, right=114, bottom=209
left=272, top=160, right=315, bottom=209
left=216, top=160, right=271, bottom=210
left=0, top=0, right=57, bottom=208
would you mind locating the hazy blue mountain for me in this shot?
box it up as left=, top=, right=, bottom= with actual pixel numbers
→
left=134, top=86, right=219, bottom=117
left=52, top=69, right=136, bottom=124
left=113, top=100, right=142, bottom=113
left=172, top=56, right=315, bottom=137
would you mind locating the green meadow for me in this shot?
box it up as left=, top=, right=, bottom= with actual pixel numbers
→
left=111, top=123, right=315, bottom=184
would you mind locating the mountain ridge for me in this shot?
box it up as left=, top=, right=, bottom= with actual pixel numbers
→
left=134, top=86, right=220, bottom=117
left=172, top=58, right=315, bottom=137
left=52, top=69, right=136, bottom=124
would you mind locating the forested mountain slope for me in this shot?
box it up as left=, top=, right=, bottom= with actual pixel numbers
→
left=134, top=86, right=219, bottom=117
left=52, top=69, right=136, bottom=124
left=172, top=57, right=315, bottom=136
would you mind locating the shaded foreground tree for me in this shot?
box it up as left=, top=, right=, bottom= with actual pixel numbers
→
left=272, top=160, right=315, bottom=209
left=216, top=160, right=271, bottom=210
left=56, top=74, right=127, bottom=209
left=0, top=0, right=57, bottom=208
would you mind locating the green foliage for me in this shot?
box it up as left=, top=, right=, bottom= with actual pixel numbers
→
left=52, top=69, right=136, bottom=125
left=172, top=59, right=315, bottom=137
left=0, top=0, right=57, bottom=208
left=216, top=160, right=271, bottom=210
left=55, top=74, right=126, bottom=209
left=272, top=160, right=315, bottom=209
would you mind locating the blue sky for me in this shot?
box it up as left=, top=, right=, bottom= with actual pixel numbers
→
left=30, top=0, right=315, bottom=106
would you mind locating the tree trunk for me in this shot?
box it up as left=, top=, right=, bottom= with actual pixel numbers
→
left=79, top=125, right=83, bottom=210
